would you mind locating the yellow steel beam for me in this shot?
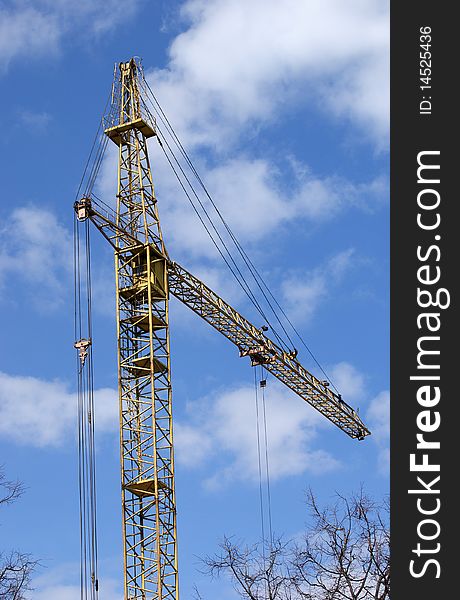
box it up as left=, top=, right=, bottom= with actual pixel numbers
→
left=167, top=261, right=370, bottom=440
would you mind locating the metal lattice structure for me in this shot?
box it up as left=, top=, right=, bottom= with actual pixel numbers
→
left=167, top=261, right=368, bottom=440
left=74, top=58, right=370, bottom=600
left=106, top=60, right=177, bottom=599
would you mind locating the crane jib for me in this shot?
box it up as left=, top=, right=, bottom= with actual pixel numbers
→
left=166, top=260, right=370, bottom=441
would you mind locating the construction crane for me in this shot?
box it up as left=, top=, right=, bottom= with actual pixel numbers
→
left=73, top=58, right=370, bottom=600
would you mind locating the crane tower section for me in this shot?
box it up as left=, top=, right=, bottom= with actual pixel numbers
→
left=105, top=59, right=177, bottom=600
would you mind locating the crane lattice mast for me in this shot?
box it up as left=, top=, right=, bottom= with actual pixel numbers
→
left=107, top=59, right=177, bottom=599
left=74, top=58, right=370, bottom=600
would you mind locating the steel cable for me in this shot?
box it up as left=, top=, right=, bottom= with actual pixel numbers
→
left=142, top=84, right=297, bottom=349
left=155, top=128, right=290, bottom=349
left=141, top=77, right=339, bottom=388
left=74, top=214, right=99, bottom=600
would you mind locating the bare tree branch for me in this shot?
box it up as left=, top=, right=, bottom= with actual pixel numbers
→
left=0, top=551, right=38, bottom=600
left=292, top=489, right=390, bottom=600
left=1, top=468, right=38, bottom=600
left=200, top=489, right=390, bottom=600
left=202, top=536, right=293, bottom=599
left=0, top=468, right=25, bottom=507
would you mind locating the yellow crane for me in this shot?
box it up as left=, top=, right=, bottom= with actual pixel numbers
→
left=73, top=58, right=370, bottom=600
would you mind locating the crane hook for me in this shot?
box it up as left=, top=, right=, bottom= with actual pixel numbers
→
left=75, top=338, right=92, bottom=369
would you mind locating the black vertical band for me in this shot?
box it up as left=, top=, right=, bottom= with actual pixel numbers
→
left=391, top=3, right=456, bottom=597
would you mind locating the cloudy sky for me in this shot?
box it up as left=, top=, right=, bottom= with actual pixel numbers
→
left=0, top=1, right=389, bottom=598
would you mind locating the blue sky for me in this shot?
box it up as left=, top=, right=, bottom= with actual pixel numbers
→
left=0, top=1, right=389, bottom=598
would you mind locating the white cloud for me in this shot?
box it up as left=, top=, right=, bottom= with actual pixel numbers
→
left=38, top=0, right=143, bottom=35
left=31, top=584, right=81, bottom=600
left=0, top=205, right=72, bottom=309
left=33, top=580, right=122, bottom=600
left=31, top=563, right=122, bottom=600
left=366, top=390, right=389, bottom=473
left=281, top=249, right=355, bottom=323
left=282, top=272, right=327, bottom=325
left=174, top=379, right=340, bottom=489
left=140, top=142, right=386, bottom=262
left=90, top=256, right=117, bottom=317
left=18, top=109, right=52, bottom=132
left=328, top=361, right=366, bottom=403
left=0, top=204, right=116, bottom=315
left=175, top=360, right=387, bottom=486
left=198, top=159, right=289, bottom=238
left=149, top=0, right=389, bottom=148
left=367, top=390, right=389, bottom=442
left=0, top=5, right=60, bottom=73
left=320, top=50, right=389, bottom=149
left=0, top=371, right=117, bottom=447
left=0, top=0, right=142, bottom=72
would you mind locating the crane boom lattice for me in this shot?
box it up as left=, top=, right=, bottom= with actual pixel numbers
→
left=168, top=261, right=369, bottom=440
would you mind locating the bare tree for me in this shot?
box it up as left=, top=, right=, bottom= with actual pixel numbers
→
left=292, top=489, right=390, bottom=600
left=0, top=469, right=38, bottom=600
left=198, top=489, right=389, bottom=600
left=201, top=536, right=294, bottom=600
